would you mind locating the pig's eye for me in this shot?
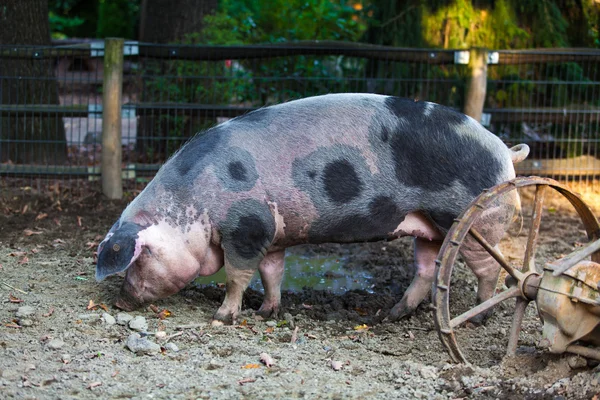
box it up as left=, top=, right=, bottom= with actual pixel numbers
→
left=113, top=243, right=121, bottom=252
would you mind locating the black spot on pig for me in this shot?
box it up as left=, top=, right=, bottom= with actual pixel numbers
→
left=173, top=128, right=223, bottom=177
left=309, top=196, right=405, bottom=243
left=381, top=126, right=389, bottom=142
left=231, top=216, right=270, bottom=259
left=215, top=147, right=259, bottom=192
left=228, top=161, right=247, bottom=181
left=96, top=222, right=144, bottom=280
left=322, top=160, right=363, bottom=204
left=384, top=96, right=467, bottom=127
left=238, top=108, right=271, bottom=125
left=369, top=196, right=398, bottom=220
left=383, top=96, right=503, bottom=197
left=428, top=210, right=457, bottom=231
left=220, top=199, right=275, bottom=269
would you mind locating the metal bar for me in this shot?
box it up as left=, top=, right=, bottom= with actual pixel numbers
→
left=523, top=185, right=547, bottom=273
left=506, top=298, right=529, bottom=356
left=134, top=41, right=457, bottom=63
left=549, top=238, right=600, bottom=276
left=469, top=228, right=524, bottom=280
left=450, top=286, right=520, bottom=328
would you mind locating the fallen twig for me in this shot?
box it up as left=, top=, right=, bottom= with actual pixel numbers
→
left=1, top=281, right=28, bottom=294
left=175, top=323, right=206, bottom=330
left=238, top=378, right=256, bottom=386
left=164, top=331, right=184, bottom=343
left=291, top=326, right=299, bottom=343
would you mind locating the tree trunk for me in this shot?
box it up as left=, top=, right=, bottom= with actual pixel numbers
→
left=0, top=0, right=67, bottom=164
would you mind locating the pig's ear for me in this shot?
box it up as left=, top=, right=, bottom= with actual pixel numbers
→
left=96, top=223, right=144, bottom=281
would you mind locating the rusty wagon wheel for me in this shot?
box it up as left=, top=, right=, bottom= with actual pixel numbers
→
left=433, top=176, right=600, bottom=364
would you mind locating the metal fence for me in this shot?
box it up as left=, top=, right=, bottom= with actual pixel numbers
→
left=1, top=41, right=600, bottom=193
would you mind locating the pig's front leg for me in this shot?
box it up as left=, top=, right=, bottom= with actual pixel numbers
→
left=387, top=238, right=442, bottom=321
left=213, top=258, right=257, bottom=324
left=257, top=250, right=285, bottom=318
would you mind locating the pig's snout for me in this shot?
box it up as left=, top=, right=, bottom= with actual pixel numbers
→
left=114, top=280, right=143, bottom=311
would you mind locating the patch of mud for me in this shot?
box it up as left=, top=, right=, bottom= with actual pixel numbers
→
left=1, top=181, right=600, bottom=399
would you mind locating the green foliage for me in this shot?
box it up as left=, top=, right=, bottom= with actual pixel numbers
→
left=200, top=0, right=369, bottom=44
left=96, top=0, right=140, bottom=39
left=48, top=12, right=85, bottom=40
left=366, top=0, right=598, bottom=49
left=49, top=0, right=100, bottom=39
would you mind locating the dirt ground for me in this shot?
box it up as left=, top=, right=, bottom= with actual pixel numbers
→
left=1, top=179, right=600, bottom=399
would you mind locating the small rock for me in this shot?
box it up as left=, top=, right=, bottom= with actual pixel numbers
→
left=128, top=316, right=148, bottom=332
left=419, top=366, right=438, bottom=380
left=19, top=319, right=33, bottom=327
left=77, top=313, right=99, bottom=320
left=47, top=339, right=65, bottom=350
left=567, top=355, right=587, bottom=369
left=165, top=342, right=179, bottom=352
left=331, top=360, right=343, bottom=371
left=61, top=354, right=71, bottom=364
left=116, top=312, right=133, bottom=326
left=155, top=331, right=167, bottom=339
left=206, top=359, right=223, bottom=370
left=125, top=333, right=160, bottom=355
left=283, top=313, right=295, bottom=329
left=102, top=313, right=116, bottom=325
left=266, top=320, right=277, bottom=327
left=16, top=306, right=35, bottom=318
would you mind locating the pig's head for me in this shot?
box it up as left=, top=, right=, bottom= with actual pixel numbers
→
left=96, top=217, right=219, bottom=311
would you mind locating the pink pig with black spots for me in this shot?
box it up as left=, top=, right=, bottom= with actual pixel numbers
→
left=96, top=93, right=529, bottom=324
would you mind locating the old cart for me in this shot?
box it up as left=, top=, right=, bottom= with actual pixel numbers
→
left=433, top=176, right=600, bottom=364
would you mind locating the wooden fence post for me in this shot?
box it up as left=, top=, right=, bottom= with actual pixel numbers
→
left=463, top=47, right=488, bottom=122
left=101, top=38, right=124, bottom=199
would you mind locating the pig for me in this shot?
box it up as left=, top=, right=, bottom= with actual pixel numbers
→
left=96, top=93, right=530, bottom=324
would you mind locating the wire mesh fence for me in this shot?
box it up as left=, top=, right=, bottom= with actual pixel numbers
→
left=486, top=49, right=600, bottom=186
left=1, top=41, right=600, bottom=192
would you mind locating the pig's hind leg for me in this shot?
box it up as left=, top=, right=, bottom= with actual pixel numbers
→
left=459, top=199, right=516, bottom=324
left=257, top=250, right=285, bottom=318
left=387, top=238, right=442, bottom=321
left=386, top=212, right=444, bottom=321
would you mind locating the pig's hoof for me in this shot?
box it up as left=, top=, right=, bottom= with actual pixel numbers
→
left=384, top=304, right=415, bottom=323
left=468, top=309, right=493, bottom=326
left=256, top=305, right=279, bottom=320
left=212, top=310, right=237, bottom=325
left=114, top=298, right=136, bottom=311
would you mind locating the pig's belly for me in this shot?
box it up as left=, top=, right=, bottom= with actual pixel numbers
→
left=272, top=210, right=442, bottom=249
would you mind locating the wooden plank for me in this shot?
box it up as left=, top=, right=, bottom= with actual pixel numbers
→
left=515, top=155, right=600, bottom=176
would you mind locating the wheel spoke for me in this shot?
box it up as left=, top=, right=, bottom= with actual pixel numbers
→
left=450, top=286, right=520, bottom=328
left=523, top=185, right=546, bottom=273
left=469, top=228, right=524, bottom=280
left=506, top=297, right=529, bottom=356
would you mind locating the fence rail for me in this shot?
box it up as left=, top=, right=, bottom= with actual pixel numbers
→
left=2, top=40, right=600, bottom=195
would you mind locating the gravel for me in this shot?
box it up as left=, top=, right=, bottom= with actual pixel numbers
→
left=15, top=306, right=35, bottom=318
left=125, top=333, right=161, bottom=355
left=128, top=316, right=148, bottom=332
